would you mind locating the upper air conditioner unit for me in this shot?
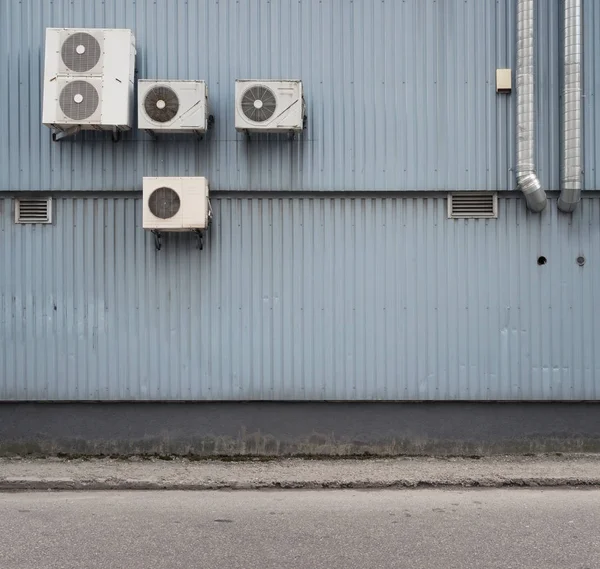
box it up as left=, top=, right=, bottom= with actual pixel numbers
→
left=42, top=28, right=136, bottom=133
left=235, top=80, right=305, bottom=133
left=138, top=80, right=209, bottom=133
left=143, top=177, right=211, bottom=231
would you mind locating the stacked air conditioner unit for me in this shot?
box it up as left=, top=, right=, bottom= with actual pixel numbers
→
left=42, top=28, right=136, bottom=135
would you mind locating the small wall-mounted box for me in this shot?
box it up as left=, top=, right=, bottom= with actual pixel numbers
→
left=496, top=69, right=512, bottom=94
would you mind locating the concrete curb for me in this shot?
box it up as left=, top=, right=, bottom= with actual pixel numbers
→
left=2, top=455, right=600, bottom=490
left=2, top=477, right=600, bottom=491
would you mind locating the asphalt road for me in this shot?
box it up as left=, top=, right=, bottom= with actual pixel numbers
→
left=0, top=489, right=598, bottom=569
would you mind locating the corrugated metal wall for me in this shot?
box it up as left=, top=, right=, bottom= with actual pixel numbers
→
left=1, top=0, right=599, bottom=402
left=0, top=0, right=577, bottom=192
left=2, top=194, right=599, bottom=401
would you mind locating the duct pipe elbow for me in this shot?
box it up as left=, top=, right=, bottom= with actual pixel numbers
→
left=557, top=191, right=580, bottom=213
left=517, top=173, right=547, bottom=212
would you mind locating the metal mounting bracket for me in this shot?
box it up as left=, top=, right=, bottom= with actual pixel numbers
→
left=193, top=229, right=204, bottom=250
left=52, top=126, right=81, bottom=142
left=152, top=230, right=162, bottom=251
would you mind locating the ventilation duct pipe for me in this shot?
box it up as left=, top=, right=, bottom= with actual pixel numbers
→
left=516, top=0, right=547, bottom=212
left=558, top=0, right=583, bottom=213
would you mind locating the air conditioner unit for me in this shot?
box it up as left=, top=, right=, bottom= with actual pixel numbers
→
left=42, top=28, right=136, bottom=132
left=143, top=177, right=211, bottom=231
left=235, top=80, right=304, bottom=133
left=138, top=80, right=209, bottom=133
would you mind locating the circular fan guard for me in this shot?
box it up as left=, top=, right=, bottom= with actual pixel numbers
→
left=59, top=80, right=100, bottom=120
left=61, top=32, right=101, bottom=73
left=148, top=187, right=181, bottom=219
left=241, top=85, right=277, bottom=122
left=144, top=86, right=180, bottom=123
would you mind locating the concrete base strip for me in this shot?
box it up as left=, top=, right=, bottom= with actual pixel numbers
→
left=2, top=455, right=600, bottom=490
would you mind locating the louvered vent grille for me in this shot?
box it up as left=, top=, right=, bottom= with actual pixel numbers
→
left=15, top=198, right=52, bottom=224
left=448, top=193, right=498, bottom=219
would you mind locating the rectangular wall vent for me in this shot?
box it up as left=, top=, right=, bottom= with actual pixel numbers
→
left=448, top=192, right=498, bottom=219
left=15, top=198, right=53, bottom=224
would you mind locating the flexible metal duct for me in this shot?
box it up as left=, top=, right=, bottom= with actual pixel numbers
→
left=516, top=0, right=547, bottom=212
left=558, top=0, right=582, bottom=213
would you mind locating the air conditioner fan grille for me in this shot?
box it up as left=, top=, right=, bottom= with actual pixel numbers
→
left=241, top=85, right=277, bottom=122
left=61, top=32, right=102, bottom=73
left=59, top=80, right=100, bottom=120
left=148, top=187, right=181, bottom=219
left=144, top=86, right=180, bottom=123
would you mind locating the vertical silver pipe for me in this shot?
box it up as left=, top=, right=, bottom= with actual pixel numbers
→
left=516, top=0, right=547, bottom=212
left=558, top=0, right=582, bottom=213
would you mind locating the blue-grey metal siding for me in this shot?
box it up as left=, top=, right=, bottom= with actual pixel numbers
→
left=0, top=0, right=581, bottom=193
left=1, top=194, right=599, bottom=401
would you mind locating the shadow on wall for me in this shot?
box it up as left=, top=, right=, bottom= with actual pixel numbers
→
left=1, top=402, right=600, bottom=457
